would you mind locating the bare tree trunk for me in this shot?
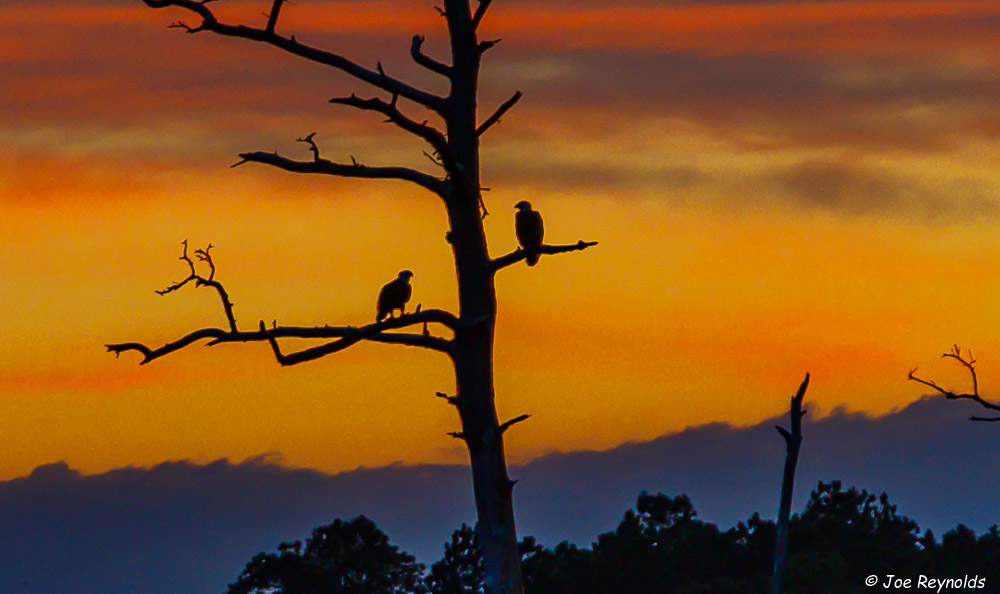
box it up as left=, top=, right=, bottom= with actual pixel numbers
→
left=445, top=184, right=524, bottom=593
left=772, top=373, right=809, bottom=594
left=439, top=5, right=524, bottom=591
left=454, top=337, right=524, bottom=594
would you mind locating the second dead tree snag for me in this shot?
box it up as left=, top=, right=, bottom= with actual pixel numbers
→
left=909, top=345, right=1000, bottom=423
left=772, top=372, right=809, bottom=594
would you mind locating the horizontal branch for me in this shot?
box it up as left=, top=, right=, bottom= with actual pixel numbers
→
left=491, top=240, right=599, bottom=272
left=233, top=150, right=444, bottom=196
left=106, top=308, right=459, bottom=365
left=477, top=91, right=522, bottom=137
left=410, top=34, right=451, bottom=77
left=141, top=0, right=447, bottom=113
left=265, top=321, right=453, bottom=365
left=478, top=38, right=502, bottom=53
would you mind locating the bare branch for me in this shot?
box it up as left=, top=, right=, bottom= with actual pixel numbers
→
left=155, top=241, right=237, bottom=332
left=436, top=391, right=460, bottom=406
left=265, top=0, right=285, bottom=34
left=908, top=345, right=1000, bottom=422
left=471, top=0, right=493, bottom=30
left=477, top=91, right=523, bottom=137
left=491, top=240, right=599, bottom=272
left=774, top=373, right=809, bottom=447
left=942, top=343, right=978, bottom=396
left=478, top=194, right=490, bottom=220
left=478, top=38, right=501, bottom=53
left=296, top=132, right=320, bottom=161
left=328, top=94, right=454, bottom=170
left=410, top=34, right=451, bottom=77
left=498, top=414, right=531, bottom=434
left=168, top=20, right=205, bottom=33
left=423, top=150, right=446, bottom=170
left=106, top=308, right=458, bottom=365
left=265, top=320, right=453, bottom=365
left=140, top=0, right=448, bottom=114
left=236, top=148, right=445, bottom=196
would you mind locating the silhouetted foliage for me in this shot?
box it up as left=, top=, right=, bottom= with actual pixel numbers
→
left=783, top=481, right=925, bottom=594
left=227, top=483, right=998, bottom=594
left=226, top=516, right=426, bottom=594
left=425, top=523, right=548, bottom=594
left=425, top=524, right=482, bottom=594
left=927, top=524, right=1000, bottom=583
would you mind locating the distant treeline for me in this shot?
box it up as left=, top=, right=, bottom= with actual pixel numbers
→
left=225, top=480, right=1000, bottom=594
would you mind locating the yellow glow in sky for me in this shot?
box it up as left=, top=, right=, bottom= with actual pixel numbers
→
left=1, top=0, right=999, bottom=480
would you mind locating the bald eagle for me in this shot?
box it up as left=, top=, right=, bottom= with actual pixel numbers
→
left=515, top=201, right=544, bottom=266
left=376, top=270, right=413, bottom=321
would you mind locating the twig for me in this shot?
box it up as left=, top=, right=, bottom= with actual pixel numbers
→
left=908, top=345, right=1000, bottom=422
left=477, top=91, right=522, bottom=137
left=154, top=241, right=237, bottom=332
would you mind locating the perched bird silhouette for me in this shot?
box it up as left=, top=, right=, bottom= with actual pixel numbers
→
left=376, top=270, right=414, bottom=321
left=515, top=200, right=544, bottom=266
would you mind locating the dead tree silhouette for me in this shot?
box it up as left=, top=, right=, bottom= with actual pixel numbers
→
left=909, top=345, right=1000, bottom=422
left=772, top=373, right=809, bottom=594
left=105, top=2, right=597, bottom=592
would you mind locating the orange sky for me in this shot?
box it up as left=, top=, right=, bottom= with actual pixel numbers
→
left=1, top=0, right=999, bottom=480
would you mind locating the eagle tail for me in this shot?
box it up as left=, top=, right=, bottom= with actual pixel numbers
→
left=526, top=251, right=540, bottom=266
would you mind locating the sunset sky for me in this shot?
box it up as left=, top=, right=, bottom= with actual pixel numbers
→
left=2, top=0, right=1000, bottom=481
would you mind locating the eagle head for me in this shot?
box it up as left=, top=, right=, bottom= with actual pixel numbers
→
left=398, top=270, right=414, bottom=281
left=515, top=200, right=532, bottom=212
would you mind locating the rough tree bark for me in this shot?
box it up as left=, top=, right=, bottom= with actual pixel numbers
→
left=772, top=373, right=809, bottom=594
left=107, top=2, right=596, bottom=593
left=909, top=345, right=1000, bottom=423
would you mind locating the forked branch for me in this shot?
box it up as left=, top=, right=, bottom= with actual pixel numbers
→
left=774, top=373, right=809, bottom=447
left=156, top=240, right=237, bottom=332
left=491, top=240, right=599, bottom=271
left=908, top=344, right=1000, bottom=422
left=108, top=309, right=457, bottom=365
